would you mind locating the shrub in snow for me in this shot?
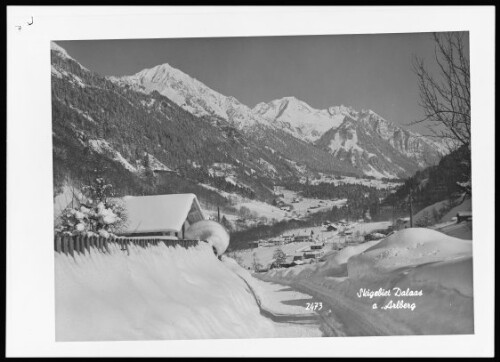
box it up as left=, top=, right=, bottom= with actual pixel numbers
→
left=55, top=177, right=126, bottom=237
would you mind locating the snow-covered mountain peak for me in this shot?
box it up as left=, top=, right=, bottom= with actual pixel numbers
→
left=51, top=42, right=72, bottom=60
left=253, top=99, right=396, bottom=145
left=280, top=96, right=310, bottom=106
left=133, top=62, right=194, bottom=84
left=253, top=96, right=312, bottom=113
left=112, top=63, right=270, bottom=129
left=253, top=97, right=349, bottom=143
left=51, top=42, right=90, bottom=72
left=327, top=104, right=357, bottom=117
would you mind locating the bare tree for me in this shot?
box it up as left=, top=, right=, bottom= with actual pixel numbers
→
left=412, top=32, right=470, bottom=150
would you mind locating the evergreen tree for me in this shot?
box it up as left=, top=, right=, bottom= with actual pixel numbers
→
left=272, top=248, right=287, bottom=267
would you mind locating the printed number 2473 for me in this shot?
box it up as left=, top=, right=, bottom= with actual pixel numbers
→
left=306, top=302, right=323, bottom=311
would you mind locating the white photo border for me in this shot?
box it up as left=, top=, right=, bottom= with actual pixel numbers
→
left=6, top=5, right=495, bottom=357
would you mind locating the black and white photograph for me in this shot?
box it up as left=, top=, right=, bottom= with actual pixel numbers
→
left=6, top=6, right=495, bottom=358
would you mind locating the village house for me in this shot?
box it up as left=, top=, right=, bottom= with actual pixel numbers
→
left=304, top=249, right=325, bottom=260
left=456, top=211, right=472, bottom=223
left=280, top=205, right=292, bottom=212
left=247, top=240, right=259, bottom=248
left=325, top=224, right=338, bottom=232
left=293, top=235, right=312, bottom=243
left=269, top=238, right=285, bottom=246
left=118, top=193, right=205, bottom=239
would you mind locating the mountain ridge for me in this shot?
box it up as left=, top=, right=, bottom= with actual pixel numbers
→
left=111, top=60, right=446, bottom=179
left=53, top=42, right=446, bottom=184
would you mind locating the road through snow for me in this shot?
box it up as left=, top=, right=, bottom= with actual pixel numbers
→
left=238, top=275, right=347, bottom=337
left=253, top=275, right=415, bottom=337
left=226, top=249, right=408, bottom=337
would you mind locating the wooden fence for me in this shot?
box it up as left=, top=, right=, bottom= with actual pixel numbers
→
left=54, top=234, right=201, bottom=257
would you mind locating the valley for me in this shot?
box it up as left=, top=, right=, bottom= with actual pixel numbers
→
left=51, top=41, right=439, bottom=239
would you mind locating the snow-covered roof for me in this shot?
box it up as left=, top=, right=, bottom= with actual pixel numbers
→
left=120, top=193, right=205, bottom=234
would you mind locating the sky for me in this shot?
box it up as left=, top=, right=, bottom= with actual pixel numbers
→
left=57, top=32, right=468, bottom=133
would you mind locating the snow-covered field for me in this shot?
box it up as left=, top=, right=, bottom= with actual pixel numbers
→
left=280, top=189, right=347, bottom=216
left=412, top=197, right=472, bottom=239
left=432, top=220, right=472, bottom=240
left=256, top=227, right=474, bottom=335
left=441, top=198, right=472, bottom=222
left=300, top=174, right=403, bottom=190
left=55, top=241, right=322, bottom=341
left=200, top=184, right=347, bottom=226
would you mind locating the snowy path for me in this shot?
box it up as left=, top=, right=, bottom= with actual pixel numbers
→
left=237, top=276, right=318, bottom=325
left=223, top=258, right=326, bottom=336
left=240, top=276, right=347, bottom=337
left=254, top=276, right=415, bottom=337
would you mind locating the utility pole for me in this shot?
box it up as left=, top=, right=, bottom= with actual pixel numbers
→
left=409, top=187, right=413, bottom=228
left=392, top=200, right=395, bottom=225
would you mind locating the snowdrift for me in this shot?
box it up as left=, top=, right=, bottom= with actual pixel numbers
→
left=345, top=228, right=474, bottom=334
left=184, top=220, right=230, bottom=255
left=347, top=228, right=472, bottom=279
left=55, top=241, right=277, bottom=341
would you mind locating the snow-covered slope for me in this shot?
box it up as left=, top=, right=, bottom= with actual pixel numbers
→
left=347, top=228, right=472, bottom=279
left=440, top=198, right=472, bottom=223
left=110, top=63, right=270, bottom=130
left=55, top=242, right=301, bottom=341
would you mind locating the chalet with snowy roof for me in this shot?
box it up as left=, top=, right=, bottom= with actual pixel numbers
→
left=118, top=193, right=205, bottom=238
left=456, top=211, right=472, bottom=223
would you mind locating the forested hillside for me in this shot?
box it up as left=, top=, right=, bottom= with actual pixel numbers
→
left=383, top=144, right=471, bottom=214
left=52, top=44, right=304, bottom=206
